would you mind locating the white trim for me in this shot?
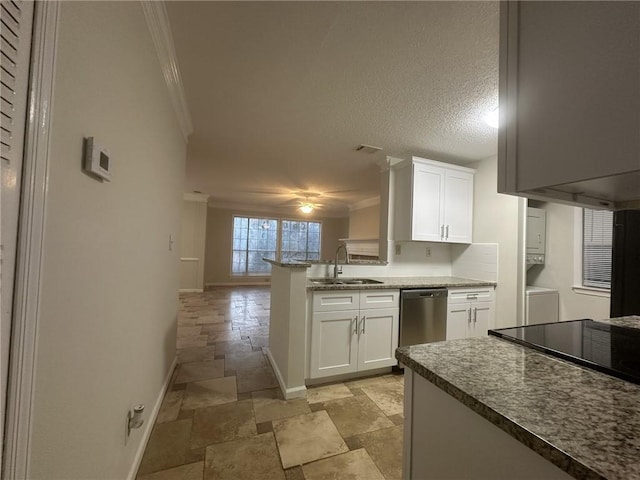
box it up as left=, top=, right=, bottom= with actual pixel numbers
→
left=3, top=3, right=59, bottom=478
left=572, top=286, right=611, bottom=298
left=180, top=257, right=199, bottom=262
left=127, top=356, right=177, bottom=480
left=182, top=192, right=209, bottom=203
left=349, top=197, right=380, bottom=211
left=178, top=288, right=204, bottom=293
left=264, top=348, right=307, bottom=400
left=141, top=1, right=193, bottom=142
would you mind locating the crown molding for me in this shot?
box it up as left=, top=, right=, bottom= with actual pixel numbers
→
left=349, top=197, right=380, bottom=212
left=141, top=1, right=193, bottom=142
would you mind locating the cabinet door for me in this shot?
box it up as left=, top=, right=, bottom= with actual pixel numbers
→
left=443, top=169, right=474, bottom=244
left=470, top=302, right=493, bottom=338
left=310, top=311, right=358, bottom=379
left=446, top=303, right=470, bottom=340
left=357, top=308, right=399, bottom=371
left=411, top=163, right=445, bottom=242
left=526, top=208, right=546, bottom=255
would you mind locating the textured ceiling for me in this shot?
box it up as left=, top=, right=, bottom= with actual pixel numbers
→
left=167, top=1, right=499, bottom=215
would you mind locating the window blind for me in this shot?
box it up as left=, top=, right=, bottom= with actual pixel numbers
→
left=583, top=208, right=613, bottom=289
left=1, top=0, right=27, bottom=165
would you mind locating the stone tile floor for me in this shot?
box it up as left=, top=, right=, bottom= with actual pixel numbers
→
left=137, top=286, right=403, bottom=480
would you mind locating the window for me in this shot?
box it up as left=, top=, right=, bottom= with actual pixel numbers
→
left=231, top=216, right=323, bottom=275
left=281, top=220, right=322, bottom=262
left=582, top=208, right=613, bottom=289
left=232, top=217, right=278, bottom=275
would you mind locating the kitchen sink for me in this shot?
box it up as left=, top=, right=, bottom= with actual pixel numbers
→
left=310, top=278, right=383, bottom=285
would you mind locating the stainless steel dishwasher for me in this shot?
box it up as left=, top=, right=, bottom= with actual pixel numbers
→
left=399, top=288, right=448, bottom=347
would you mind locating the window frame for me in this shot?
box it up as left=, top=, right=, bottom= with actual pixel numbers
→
left=230, top=215, right=280, bottom=277
left=280, top=218, right=323, bottom=263
left=572, top=207, right=612, bottom=298
left=229, top=214, right=324, bottom=277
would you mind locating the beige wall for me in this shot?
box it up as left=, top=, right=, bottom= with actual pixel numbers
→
left=470, top=156, right=522, bottom=328
left=204, top=207, right=348, bottom=284
left=29, top=3, right=185, bottom=478
left=348, top=204, right=380, bottom=238
left=527, top=203, right=610, bottom=320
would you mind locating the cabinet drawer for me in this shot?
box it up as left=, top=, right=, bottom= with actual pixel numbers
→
left=360, top=289, right=399, bottom=309
left=313, top=291, right=360, bottom=312
left=448, top=287, right=495, bottom=304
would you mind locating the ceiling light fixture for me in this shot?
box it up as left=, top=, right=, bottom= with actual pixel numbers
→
left=299, top=203, right=314, bottom=214
left=484, top=107, right=499, bottom=129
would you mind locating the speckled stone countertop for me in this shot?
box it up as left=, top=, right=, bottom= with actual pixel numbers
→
left=595, top=315, right=640, bottom=329
left=307, top=276, right=496, bottom=290
left=263, top=258, right=311, bottom=268
left=396, top=333, right=640, bottom=480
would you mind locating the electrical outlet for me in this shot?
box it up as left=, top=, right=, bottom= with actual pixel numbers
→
left=395, top=244, right=401, bottom=255
left=425, top=247, right=431, bottom=257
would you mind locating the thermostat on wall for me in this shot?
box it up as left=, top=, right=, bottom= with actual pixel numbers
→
left=84, top=137, right=112, bottom=181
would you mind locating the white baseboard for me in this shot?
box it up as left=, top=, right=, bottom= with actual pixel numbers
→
left=127, top=356, right=177, bottom=480
left=264, top=348, right=306, bottom=400
left=179, top=288, right=203, bottom=293
left=205, top=282, right=271, bottom=287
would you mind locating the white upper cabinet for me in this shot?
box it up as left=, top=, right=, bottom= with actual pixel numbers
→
left=498, top=2, right=640, bottom=210
left=394, top=157, right=475, bottom=244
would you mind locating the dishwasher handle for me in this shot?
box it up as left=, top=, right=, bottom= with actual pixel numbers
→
left=401, top=288, right=448, bottom=300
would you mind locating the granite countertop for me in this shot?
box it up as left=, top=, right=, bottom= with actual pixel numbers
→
left=307, top=275, right=496, bottom=290
left=263, top=258, right=311, bottom=268
left=396, top=331, right=640, bottom=480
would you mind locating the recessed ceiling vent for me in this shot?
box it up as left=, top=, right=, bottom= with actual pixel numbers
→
left=356, top=144, right=382, bottom=154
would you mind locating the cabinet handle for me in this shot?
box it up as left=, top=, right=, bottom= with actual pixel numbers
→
left=467, top=308, right=471, bottom=324
left=440, top=225, right=444, bottom=239
left=445, top=224, right=449, bottom=239
left=353, top=315, right=358, bottom=335
left=473, top=307, right=477, bottom=324
left=361, top=315, right=366, bottom=334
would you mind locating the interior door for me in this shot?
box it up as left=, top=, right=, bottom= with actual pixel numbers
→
left=1, top=0, right=35, bottom=459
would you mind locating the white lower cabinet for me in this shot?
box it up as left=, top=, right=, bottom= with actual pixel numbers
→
left=310, top=289, right=399, bottom=379
left=446, top=287, right=495, bottom=340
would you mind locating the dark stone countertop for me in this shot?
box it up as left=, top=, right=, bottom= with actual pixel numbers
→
left=307, top=276, right=496, bottom=291
left=396, top=324, right=640, bottom=480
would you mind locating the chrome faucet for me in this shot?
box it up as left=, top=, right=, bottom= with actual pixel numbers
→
left=334, top=244, right=349, bottom=279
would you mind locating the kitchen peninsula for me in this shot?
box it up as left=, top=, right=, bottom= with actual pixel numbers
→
left=397, top=317, right=640, bottom=480
left=264, top=259, right=495, bottom=399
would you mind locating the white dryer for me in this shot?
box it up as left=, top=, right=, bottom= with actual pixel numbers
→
left=525, top=286, right=559, bottom=325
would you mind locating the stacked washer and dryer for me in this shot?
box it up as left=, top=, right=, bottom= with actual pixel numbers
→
left=525, top=207, right=559, bottom=325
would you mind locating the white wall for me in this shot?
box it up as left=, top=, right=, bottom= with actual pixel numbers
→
left=204, top=206, right=349, bottom=285
left=464, top=156, right=522, bottom=328
left=29, top=3, right=186, bottom=478
left=527, top=203, right=610, bottom=320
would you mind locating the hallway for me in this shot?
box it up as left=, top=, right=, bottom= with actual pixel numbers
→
left=137, top=286, right=403, bottom=479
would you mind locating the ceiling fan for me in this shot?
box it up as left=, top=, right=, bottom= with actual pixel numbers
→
left=240, top=188, right=356, bottom=214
